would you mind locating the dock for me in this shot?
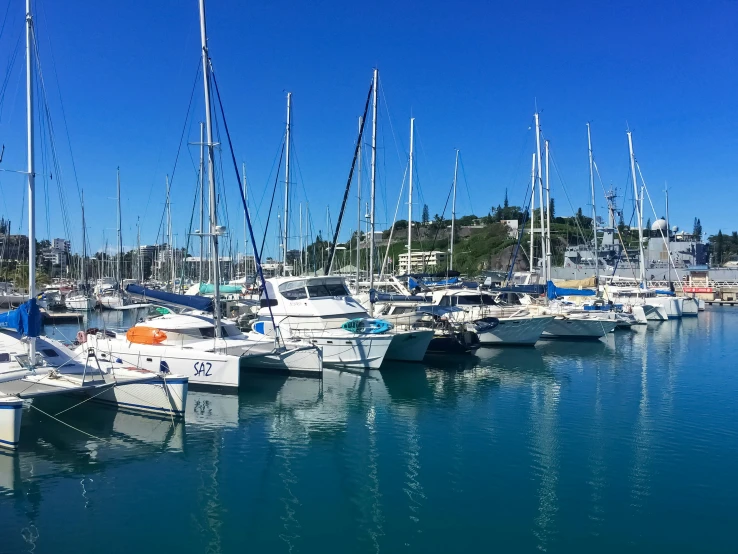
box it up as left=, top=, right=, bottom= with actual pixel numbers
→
left=40, top=309, right=84, bottom=323
left=704, top=300, right=738, bottom=307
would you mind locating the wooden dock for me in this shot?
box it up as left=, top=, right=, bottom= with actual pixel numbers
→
left=704, top=300, right=738, bottom=307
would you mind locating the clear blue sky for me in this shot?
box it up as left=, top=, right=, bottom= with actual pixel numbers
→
left=0, top=0, right=735, bottom=259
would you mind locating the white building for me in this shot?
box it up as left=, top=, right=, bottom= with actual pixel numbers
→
left=501, top=219, right=519, bottom=238
left=53, top=238, right=70, bottom=252
left=398, top=250, right=449, bottom=274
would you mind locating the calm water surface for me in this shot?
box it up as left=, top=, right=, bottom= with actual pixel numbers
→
left=1, top=308, right=736, bottom=553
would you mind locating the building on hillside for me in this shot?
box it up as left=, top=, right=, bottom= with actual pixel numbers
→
left=53, top=238, right=70, bottom=252
left=501, top=219, right=519, bottom=238
left=398, top=250, right=449, bottom=274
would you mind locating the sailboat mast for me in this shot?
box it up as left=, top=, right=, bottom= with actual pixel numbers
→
left=81, top=192, right=86, bottom=286
left=627, top=130, right=646, bottom=286
left=534, top=112, right=546, bottom=281
left=242, top=162, right=248, bottom=278
left=25, top=0, right=36, bottom=360
left=199, top=0, right=221, bottom=337
left=356, top=116, right=362, bottom=290
left=529, top=153, right=535, bottom=273
left=116, top=167, right=122, bottom=284
left=407, top=117, right=415, bottom=265
left=544, top=140, right=551, bottom=280
left=368, top=69, right=378, bottom=307
left=283, top=92, right=292, bottom=274
left=450, top=149, right=459, bottom=271
left=199, top=121, right=205, bottom=283
left=586, top=123, right=598, bottom=285
left=665, top=183, right=671, bottom=286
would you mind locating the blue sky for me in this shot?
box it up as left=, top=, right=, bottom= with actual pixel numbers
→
left=0, top=0, right=735, bottom=258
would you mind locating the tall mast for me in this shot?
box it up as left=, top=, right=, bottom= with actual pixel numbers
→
left=529, top=153, right=535, bottom=273
left=81, top=191, right=86, bottom=286
left=282, top=92, right=292, bottom=274
left=534, top=112, right=546, bottom=281
left=356, top=116, right=362, bottom=290
left=199, top=0, right=221, bottom=336
left=407, top=117, right=415, bottom=265
left=26, top=0, right=36, bottom=361
left=136, top=217, right=141, bottom=282
left=544, top=140, right=551, bottom=280
left=242, top=161, right=248, bottom=278
left=298, top=203, right=303, bottom=275
left=368, top=69, right=378, bottom=307
left=166, top=174, right=174, bottom=289
left=450, top=149, right=459, bottom=271
left=627, top=130, right=646, bottom=286
left=665, top=183, right=671, bottom=286
left=199, top=121, right=205, bottom=283
left=587, top=123, right=599, bottom=286
left=116, top=167, right=122, bottom=284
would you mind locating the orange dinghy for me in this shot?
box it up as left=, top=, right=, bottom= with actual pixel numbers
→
left=126, top=327, right=167, bottom=345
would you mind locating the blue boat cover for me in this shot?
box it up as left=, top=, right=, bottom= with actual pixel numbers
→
left=654, top=289, right=676, bottom=296
left=126, top=284, right=213, bottom=312
left=0, top=298, right=41, bottom=337
left=546, top=281, right=596, bottom=300
left=199, top=283, right=243, bottom=294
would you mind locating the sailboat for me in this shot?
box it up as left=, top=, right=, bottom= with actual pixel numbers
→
left=0, top=0, right=188, bottom=450
left=99, top=168, right=131, bottom=309
left=80, top=0, right=322, bottom=388
left=65, top=192, right=96, bottom=310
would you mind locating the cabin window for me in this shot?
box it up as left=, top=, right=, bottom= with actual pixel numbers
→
left=307, top=282, right=350, bottom=298
left=0, top=353, right=9, bottom=362
left=260, top=298, right=278, bottom=308
left=42, top=348, right=59, bottom=357
left=456, top=295, right=484, bottom=305
left=279, top=280, right=308, bottom=300
left=199, top=327, right=215, bottom=338
left=438, top=296, right=451, bottom=307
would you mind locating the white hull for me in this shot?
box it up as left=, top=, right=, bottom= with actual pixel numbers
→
left=385, top=330, right=434, bottom=362
left=631, top=306, right=649, bottom=324
left=306, top=334, right=393, bottom=369
left=78, top=375, right=188, bottom=417
left=65, top=295, right=96, bottom=311
left=0, top=396, right=22, bottom=450
left=99, top=295, right=127, bottom=310
left=81, top=334, right=242, bottom=388
left=647, top=297, right=681, bottom=319
left=681, top=297, right=699, bottom=316
left=540, top=317, right=617, bottom=340
left=476, top=316, right=553, bottom=346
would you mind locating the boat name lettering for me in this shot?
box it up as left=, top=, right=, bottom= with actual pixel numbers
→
left=194, top=361, right=212, bottom=377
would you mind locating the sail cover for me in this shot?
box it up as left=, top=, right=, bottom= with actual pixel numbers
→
left=126, top=284, right=213, bottom=312
left=0, top=298, right=41, bottom=337
left=546, top=281, right=596, bottom=300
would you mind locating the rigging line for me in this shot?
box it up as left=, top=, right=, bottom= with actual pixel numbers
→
left=29, top=402, right=110, bottom=443
left=421, top=180, right=453, bottom=273
left=457, top=152, right=475, bottom=216
left=144, top=57, right=202, bottom=240
left=258, top=141, right=285, bottom=259
left=0, top=27, right=22, bottom=120
left=548, top=149, right=589, bottom=245
left=379, top=162, right=409, bottom=278
left=0, top=0, right=11, bottom=43
left=323, top=80, right=372, bottom=274
left=178, top=164, right=202, bottom=284
left=209, top=65, right=282, bottom=341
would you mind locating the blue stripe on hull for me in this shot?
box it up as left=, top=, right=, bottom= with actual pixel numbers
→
left=0, top=437, right=19, bottom=447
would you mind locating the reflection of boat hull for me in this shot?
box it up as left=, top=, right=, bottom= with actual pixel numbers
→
left=385, top=330, right=434, bottom=362
left=540, top=317, right=617, bottom=340
left=476, top=316, right=553, bottom=346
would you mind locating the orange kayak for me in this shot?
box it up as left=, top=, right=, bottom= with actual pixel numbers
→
left=126, top=327, right=167, bottom=345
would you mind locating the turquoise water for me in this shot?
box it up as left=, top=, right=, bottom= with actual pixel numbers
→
left=1, top=308, right=736, bottom=553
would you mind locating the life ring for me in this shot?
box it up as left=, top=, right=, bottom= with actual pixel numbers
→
left=76, top=330, right=87, bottom=344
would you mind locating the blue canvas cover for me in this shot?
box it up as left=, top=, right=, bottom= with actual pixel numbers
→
left=0, top=298, right=41, bottom=337
left=126, top=284, right=213, bottom=312
left=546, top=281, right=596, bottom=300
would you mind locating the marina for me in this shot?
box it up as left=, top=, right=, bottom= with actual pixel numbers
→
left=1, top=307, right=736, bottom=553
left=0, top=0, right=734, bottom=550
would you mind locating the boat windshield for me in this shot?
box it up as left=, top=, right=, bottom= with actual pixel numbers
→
left=454, top=294, right=497, bottom=306
left=306, top=282, right=350, bottom=298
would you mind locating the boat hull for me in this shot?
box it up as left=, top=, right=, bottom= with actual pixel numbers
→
left=681, top=297, right=699, bottom=316
left=65, top=296, right=96, bottom=311
left=540, top=317, right=617, bottom=340
left=304, top=334, right=393, bottom=369
left=0, top=397, right=22, bottom=450
left=385, top=330, right=434, bottom=362
left=476, top=316, right=553, bottom=346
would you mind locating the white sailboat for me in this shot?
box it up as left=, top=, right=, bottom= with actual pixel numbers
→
left=99, top=168, right=131, bottom=309
left=65, top=191, right=96, bottom=310
left=1, top=0, right=188, bottom=450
